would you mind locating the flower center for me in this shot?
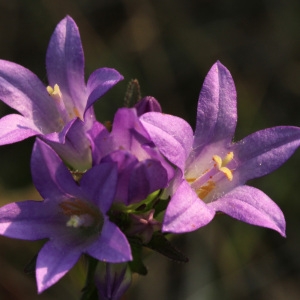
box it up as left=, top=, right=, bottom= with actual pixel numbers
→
left=60, top=198, right=104, bottom=232
left=47, top=84, right=82, bottom=125
left=186, top=151, right=234, bottom=200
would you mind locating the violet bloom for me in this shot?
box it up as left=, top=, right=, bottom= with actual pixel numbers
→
left=96, top=262, right=131, bottom=300
left=134, top=96, right=162, bottom=116
left=0, top=16, right=123, bottom=170
left=89, top=107, right=173, bottom=205
left=0, top=139, right=132, bottom=293
left=140, top=61, right=300, bottom=236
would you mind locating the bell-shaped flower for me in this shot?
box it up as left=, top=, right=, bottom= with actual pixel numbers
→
left=140, top=61, right=300, bottom=236
left=88, top=107, right=173, bottom=205
left=0, top=139, right=132, bottom=293
left=0, top=16, right=123, bottom=170
left=95, top=262, right=131, bottom=300
left=134, top=96, right=162, bottom=116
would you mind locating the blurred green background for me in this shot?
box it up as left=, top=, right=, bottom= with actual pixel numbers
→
left=0, top=0, right=300, bottom=299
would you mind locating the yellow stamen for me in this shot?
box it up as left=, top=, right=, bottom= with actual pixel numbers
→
left=212, top=152, right=234, bottom=181
left=222, top=151, right=234, bottom=166
left=212, top=155, right=222, bottom=169
left=47, top=84, right=62, bottom=98
left=219, top=167, right=233, bottom=181
left=197, top=180, right=216, bottom=199
left=186, top=177, right=196, bottom=183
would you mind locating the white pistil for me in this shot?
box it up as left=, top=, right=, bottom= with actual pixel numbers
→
left=187, top=151, right=235, bottom=200
left=66, top=214, right=94, bottom=228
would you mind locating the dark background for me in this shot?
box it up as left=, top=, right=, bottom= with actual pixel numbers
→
left=0, top=0, right=300, bottom=299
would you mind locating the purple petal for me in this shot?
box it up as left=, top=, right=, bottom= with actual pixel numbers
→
left=194, top=61, right=237, bottom=151
left=134, top=96, right=162, bottom=116
left=42, top=118, right=75, bottom=145
left=0, top=60, right=60, bottom=131
left=36, top=240, right=82, bottom=293
left=86, top=219, right=132, bottom=263
left=162, top=180, right=215, bottom=233
left=0, top=200, right=62, bottom=240
left=46, top=16, right=86, bottom=115
left=140, top=112, right=193, bottom=170
left=80, top=163, right=118, bottom=213
left=209, top=185, right=286, bottom=236
left=44, top=118, right=93, bottom=171
left=31, top=139, right=81, bottom=199
left=112, top=108, right=150, bottom=152
left=87, top=121, right=112, bottom=165
left=101, top=150, right=138, bottom=205
left=96, top=263, right=131, bottom=300
left=0, top=114, right=41, bottom=145
left=129, top=159, right=168, bottom=204
left=86, top=68, right=124, bottom=111
left=233, top=126, right=300, bottom=182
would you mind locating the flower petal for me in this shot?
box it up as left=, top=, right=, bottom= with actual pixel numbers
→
left=209, top=185, right=286, bottom=236
left=134, top=96, right=162, bottom=116
left=31, top=139, right=81, bottom=199
left=36, top=240, right=82, bottom=293
left=194, top=61, right=237, bottom=151
left=46, top=16, right=86, bottom=115
left=0, top=60, right=60, bottom=131
left=162, top=180, right=215, bottom=233
left=80, top=163, right=118, bottom=213
left=88, top=121, right=112, bottom=165
left=0, top=114, right=42, bottom=145
left=44, top=118, right=93, bottom=171
left=0, top=200, right=62, bottom=240
left=86, top=68, right=124, bottom=111
left=86, top=219, right=132, bottom=263
left=233, top=126, right=300, bottom=182
left=101, top=150, right=138, bottom=205
left=129, top=159, right=168, bottom=204
left=112, top=108, right=151, bottom=153
left=140, top=112, right=193, bottom=170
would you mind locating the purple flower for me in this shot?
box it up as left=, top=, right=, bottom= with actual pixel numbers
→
left=96, top=262, right=131, bottom=300
left=0, top=16, right=123, bottom=170
left=0, top=139, right=132, bottom=293
left=134, top=96, right=162, bottom=116
left=140, top=61, right=300, bottom=236
left=89, top=107, right=173, bottom=205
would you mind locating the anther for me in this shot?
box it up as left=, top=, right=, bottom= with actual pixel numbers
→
left=212, top=152, right=234, bottom=181
left=47, top=84, right=62, bottom=98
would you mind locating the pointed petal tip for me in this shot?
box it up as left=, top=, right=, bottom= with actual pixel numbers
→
left=279, top=229, right=286, bottom=238
left=209, top=186, right=287, bottom=237
left=59, top=15, right=77, bottom=27
left=161, top=180, right=215, bottom=234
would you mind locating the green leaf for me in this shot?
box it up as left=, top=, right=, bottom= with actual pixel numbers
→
left=145, top=233, right=189, bottom=263
left=153, top=198, right=170, bottom=217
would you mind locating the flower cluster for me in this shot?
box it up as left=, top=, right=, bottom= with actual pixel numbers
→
left=0, top=16, right=299, bottom=299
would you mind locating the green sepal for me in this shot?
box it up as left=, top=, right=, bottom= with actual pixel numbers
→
left=111, top=190, right=161, bottom=215
left=128, top=237, right=148, bottom=275
left=145, top=232, right=189, bottom=263
left=153, top=198, right=170, bottom=217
